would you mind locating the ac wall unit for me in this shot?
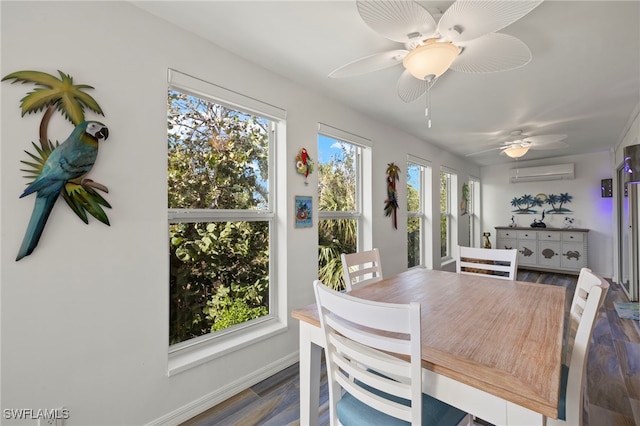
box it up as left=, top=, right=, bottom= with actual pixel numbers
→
left=508, top=163, right=574, bottom=183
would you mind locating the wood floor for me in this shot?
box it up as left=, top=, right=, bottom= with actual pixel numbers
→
left=181, top=271, right=640, bottom=426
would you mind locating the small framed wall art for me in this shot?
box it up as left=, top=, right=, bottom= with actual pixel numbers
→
left=295, top=195, right=312, bottom=228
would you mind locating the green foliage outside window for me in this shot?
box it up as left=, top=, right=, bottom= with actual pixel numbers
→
left=317, top=142, right=357, bottom=290
left=440, top=172, right=449, bottom=258
left=406, top=163, right=421, bottom=268
left=407, top=186, right=420, bottom=268
left=168, top=90, right=270, bottom=345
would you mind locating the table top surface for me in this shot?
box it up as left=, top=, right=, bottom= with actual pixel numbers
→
left=292, top=268, right=566, bottom=419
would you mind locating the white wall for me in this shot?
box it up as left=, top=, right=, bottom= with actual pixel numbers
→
left=0, top=2, right=480, bottom=425
left=481, top=151, right=616, bottom=278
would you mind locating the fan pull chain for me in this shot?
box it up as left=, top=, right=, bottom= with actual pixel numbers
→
left=425, top=84, right=432, bottom=129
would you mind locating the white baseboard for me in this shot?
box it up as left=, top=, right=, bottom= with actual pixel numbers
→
left=146, top=352, right=300, bottom=426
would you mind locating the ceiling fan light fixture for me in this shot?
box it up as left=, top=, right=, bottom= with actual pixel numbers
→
left=402, top=39, right=459, bottom=80
left=504, top=145, right=530, bottom=158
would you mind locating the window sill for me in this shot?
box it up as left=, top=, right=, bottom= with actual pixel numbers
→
left=168, top=319, right=287, bottom=376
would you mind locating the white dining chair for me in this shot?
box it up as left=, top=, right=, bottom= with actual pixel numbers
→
left=313, top=280, right=470, bottom=426
left=546, top=267, right=609, bottom=426
left=341, top=248, right=383, bottom=291
left=455, top=245, right=518, bottom=280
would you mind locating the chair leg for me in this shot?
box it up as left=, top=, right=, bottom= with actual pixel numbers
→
left=456, top=414, right=474, bottom=426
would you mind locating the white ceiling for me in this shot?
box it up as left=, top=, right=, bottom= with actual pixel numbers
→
left=134, top=0, right=640, bottom=166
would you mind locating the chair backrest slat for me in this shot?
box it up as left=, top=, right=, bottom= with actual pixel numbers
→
left=455, top=245, right=518, bottom=280
left=341, top=248, right=384, bottom=291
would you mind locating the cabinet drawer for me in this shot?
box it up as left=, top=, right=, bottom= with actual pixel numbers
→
left=539, top=231, right=561, bottom=241
left=517, top=230, right=536, bottom=240
left=562, top=232, right=584, bottom=243
left=497, top=229, right=517, bottom=239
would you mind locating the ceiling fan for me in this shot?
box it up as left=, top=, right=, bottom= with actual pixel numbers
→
left=465, top=130, right=569, bottom=158
left=329, top=0, right=544, bottom=107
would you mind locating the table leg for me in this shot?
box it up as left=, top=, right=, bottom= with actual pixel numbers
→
left=299, top=322, right=323, bottom=426
left=506, top=402, right=546, bottom=425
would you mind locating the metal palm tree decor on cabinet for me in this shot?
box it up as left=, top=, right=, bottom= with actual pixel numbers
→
left=2, top=70, right=111, bottom=260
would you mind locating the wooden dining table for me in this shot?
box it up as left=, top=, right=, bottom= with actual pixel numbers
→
left=292, top=268, right=566, bottom=426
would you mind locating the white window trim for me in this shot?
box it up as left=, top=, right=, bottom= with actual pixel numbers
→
left=167, top=70, right=287, bottom=375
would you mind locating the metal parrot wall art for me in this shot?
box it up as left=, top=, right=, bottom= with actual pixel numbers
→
left=384, top=163, right=400, bottom=229
left=2, top=70, right=111, bottom=261
left=16, top=121, right=109, bottom=260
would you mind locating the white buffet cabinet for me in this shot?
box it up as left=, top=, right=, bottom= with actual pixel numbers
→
left=495, top=227, right=588, bottom=275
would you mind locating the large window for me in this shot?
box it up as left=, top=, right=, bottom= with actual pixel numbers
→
left=317, top=126, right=369, bottom=290
left=407, top=157, right=432, bottom=268
left=167, top=70, right=282, bottom=357
left=440, top=169, right=457, bottom=260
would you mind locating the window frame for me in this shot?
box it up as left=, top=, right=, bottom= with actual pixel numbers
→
left=166, top=69, right=287, bottom=375
left=468, top=177, right=481, bottom=247
left=440, top=168, right=458, bottom=263
left=316, top=124, right=373, bottom=290
left=317, top=124, right=371, bottom=250
left=407, top=155, right=433, bottom=269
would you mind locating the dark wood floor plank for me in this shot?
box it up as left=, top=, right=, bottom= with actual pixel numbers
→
left=615, top=340, right=640, bottom=400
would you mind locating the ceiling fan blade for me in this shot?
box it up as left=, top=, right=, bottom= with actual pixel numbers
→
left=357, top=0, right=437, bottom=44
left=397, top=70, right=433, bottom=103
left=528, top=141, right=570, bottom=150
left=437, top=0, right=543, bottom=43
left=465, top=146, right=502, bottom=157
left=328, top=50, right=408, bottom=78
left=522, top=134, right=569, bottom=145
left=450, top=33, right=532, bottom=73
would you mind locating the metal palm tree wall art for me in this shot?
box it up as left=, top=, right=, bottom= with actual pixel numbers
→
left=510, top=193, right=573, bottom=215
left=2, top=70, right=111, bottom=260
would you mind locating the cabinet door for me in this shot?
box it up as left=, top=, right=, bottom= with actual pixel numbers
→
left=518, top=240, right=538, bottom=265
left=561, top=242, right=587, bottom=269
left=497, top=238, right=517, bottom=250
left=538, top=241, right=561, bottom=268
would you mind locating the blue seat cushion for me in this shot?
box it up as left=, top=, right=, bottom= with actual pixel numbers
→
left=558, top=364, right=569, bottom=421
left=337, top=380, right=467, bottom=426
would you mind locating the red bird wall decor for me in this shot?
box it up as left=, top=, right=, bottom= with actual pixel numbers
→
left=295, top=147, right=314, bottom=185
